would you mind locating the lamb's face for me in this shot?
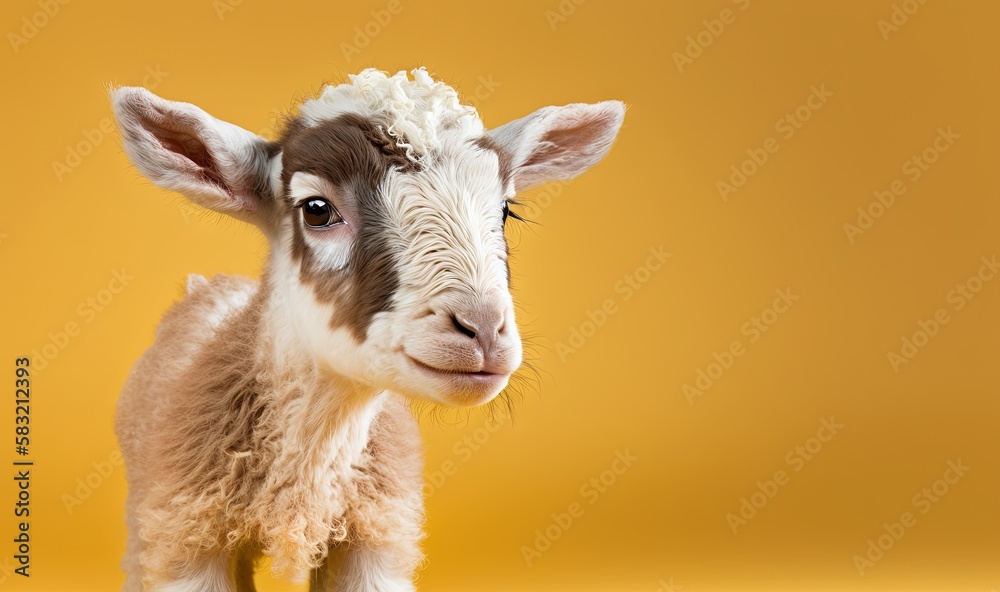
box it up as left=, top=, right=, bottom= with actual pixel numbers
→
left=273, top=114, right=521, bottom=407
left=110, top=68, right=624, bottom=409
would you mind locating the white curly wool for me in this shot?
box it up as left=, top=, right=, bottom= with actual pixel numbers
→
left=298, top=68, right=484, bottom=164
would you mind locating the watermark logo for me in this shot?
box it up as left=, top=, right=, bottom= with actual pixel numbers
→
left=62, top=450, right=124, bottom=514
left=464, top=74, right=501, bottom=109
left=425, top=413, right=509, bottom=498
left=684, top=288, right=798, bottom=404
left=555, top=246, right=671, bottom=362
left=340, top=0, right=404, bottom=62
left=31, top=268, right=136, bottom=373
left=672, top=0, right=752, bottom=73
left=852, top=458, right=969, bottom=575
left=545, top=0, right=588, bottom=31
left=7, top=0, right=71, bottom=54
left=717, top=84, right=833, bottom=201
left=887, top=255, right=997, bottom=372
left=878, top=0, right=932, bottom=41
left=213, top=0, right=244, bottom=20
left=521, top=449, right=638, bottom=566
left=843, top=126, right=959, bottom=243
left=52, top=65, right=170, bottom=182
left=726, top=417, right=842, bottom=533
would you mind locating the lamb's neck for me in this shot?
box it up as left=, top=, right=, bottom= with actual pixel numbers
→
left=231, top=274, right=384, bottom=577
left=252, top=276, right=385, bottom=472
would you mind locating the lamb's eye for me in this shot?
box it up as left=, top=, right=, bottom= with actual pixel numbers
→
left=300, top=198, right=344, bottom=229
left=501, top=200, right=509, bottom=224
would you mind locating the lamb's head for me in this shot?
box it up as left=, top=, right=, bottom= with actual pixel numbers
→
left=112, top=68, right=624, bottom=407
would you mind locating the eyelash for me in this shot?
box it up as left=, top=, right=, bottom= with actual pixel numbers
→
left=505, top=199, right=529, bottom=224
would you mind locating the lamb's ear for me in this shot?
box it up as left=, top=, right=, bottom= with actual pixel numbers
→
left=110, top=86, right=273, bottom=222
left=487, top=100, right=625, bottom=193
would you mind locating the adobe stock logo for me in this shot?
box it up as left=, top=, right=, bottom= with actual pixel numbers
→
left=424, top=413, right=509, bottom=499
left=887, top=255, right=997, bottom=373
left=7, top=0, right=71, bottom=54
left=544, top=0, right=588, bottom=31
left=31, top=268, right=136, bottom=373
left=521, top=450, right=638, bottom=566
left=672, top=0, right=752, bottom=73
left=462, top=75, right=501, bottom=110
left=877, top=0, right=932, bottom=41
left=716, top=85, right=834, bottom=201
left=340, top=0, right=404, bottom=62
left=213, top=0, right=244, bottom=20
left=683, top=288, right=798, bottom=404
left=843, top=126, right=959, bottom=244
left=555, top=246, right=671, bottom=362
left=726, top=417, right=842, bottom=533
left=852, top=458, right=969, bottom=575
left=52, top=65, right=170, bottom=182
left=62, top=450, right=124, bottom=514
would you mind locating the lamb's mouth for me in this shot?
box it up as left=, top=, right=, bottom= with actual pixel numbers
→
left=405, top=354, right=495, bottom=375
left=405, top=354, right=507, bottom=384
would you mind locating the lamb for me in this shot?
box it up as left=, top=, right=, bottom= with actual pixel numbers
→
left=110, top=67, right=624, bottom=591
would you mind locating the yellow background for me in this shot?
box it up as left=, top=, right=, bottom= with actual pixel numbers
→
left=2, top=0, right=998, bottom=590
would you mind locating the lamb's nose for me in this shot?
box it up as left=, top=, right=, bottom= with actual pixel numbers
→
left=449, top=305, right=505, bottom=355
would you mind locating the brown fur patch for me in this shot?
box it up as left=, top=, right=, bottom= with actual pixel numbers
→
left=474, top=134, right=514, bottom=192
left=277, top=114, right=413, bottom=341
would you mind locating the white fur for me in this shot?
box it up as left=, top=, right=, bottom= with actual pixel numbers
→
left=298, top=68, right=484, bottom=165
left=333, top=546, right=414, bottom=592
left=151, top=555, right=234, bottom=592
left=186, top=274, right=209, bottom=294
left=184, top=273, right=252, bottom=331
left=384, top=146, right=509, bottom=304
left=204, top=286, right=253, bottom=332
left=265, top=245, right=346, bottom=367
left=364, top=143, right=520, bottom=404
left=268, top=152, right=285, bottom=201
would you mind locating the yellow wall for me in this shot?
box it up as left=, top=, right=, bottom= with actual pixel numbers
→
left=1, top=0, right=998, bottom=590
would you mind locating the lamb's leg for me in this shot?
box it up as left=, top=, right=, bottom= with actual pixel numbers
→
left=149, top=555, right=237, bottom=592
left=310, top=542, right=418, bottom=592
left=233, top=552, right=258, bottom=592
left=309, top=549, right=341, bottom=592
left=310, top=397, right=424, bottom=592
left=120, top=492, right=144, bottom=592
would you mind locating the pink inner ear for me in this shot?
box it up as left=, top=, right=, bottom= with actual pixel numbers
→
left=144, top=112, right=232, bottom=197
left=523, top=117, right=608, bottom=167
